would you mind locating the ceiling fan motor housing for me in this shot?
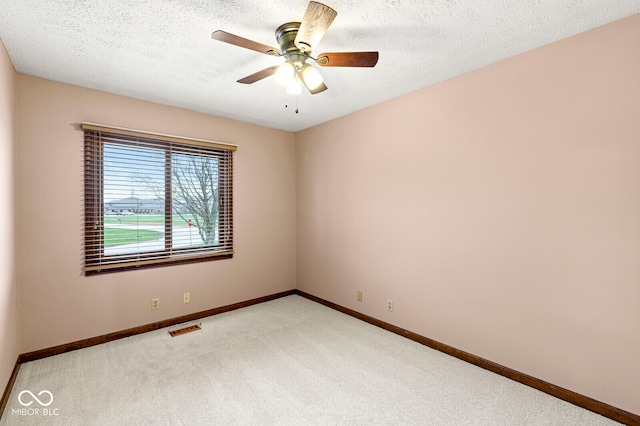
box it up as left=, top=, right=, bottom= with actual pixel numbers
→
left=276, top=22, right=307, bottom=67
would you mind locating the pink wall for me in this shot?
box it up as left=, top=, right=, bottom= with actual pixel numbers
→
left=296, top=15, right=640, bottom=414
left=0, top=39, right=19, bottom=394
left=15, top=77, right=297, bottom=353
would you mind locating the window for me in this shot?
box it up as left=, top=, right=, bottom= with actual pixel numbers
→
left=83, top=122, right=236, bottom=275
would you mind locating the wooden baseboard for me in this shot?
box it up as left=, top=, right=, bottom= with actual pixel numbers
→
left=0, top=357, right=21, bottom=421
left=20, top=289, right=295, bottom=363
left=294, top=290, right=640, bottom=426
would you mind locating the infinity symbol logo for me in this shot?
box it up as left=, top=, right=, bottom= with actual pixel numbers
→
left=18, top=390, right=53, bottom=407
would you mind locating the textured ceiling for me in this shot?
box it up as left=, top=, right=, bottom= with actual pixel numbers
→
left=0, top=1, right=638, bottom=132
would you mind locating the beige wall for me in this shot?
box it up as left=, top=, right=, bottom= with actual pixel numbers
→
left=15, top=76, right=297, bottom=353
left=296, top=14, right=640, bottom=414
left=0, top=39, right=18, bottom=393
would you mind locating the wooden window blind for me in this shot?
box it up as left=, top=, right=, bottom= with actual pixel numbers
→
left=83, top=122, right=236, bottom=275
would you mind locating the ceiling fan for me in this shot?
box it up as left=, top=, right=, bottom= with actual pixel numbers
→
left=211, top=1, right=379, bottom=95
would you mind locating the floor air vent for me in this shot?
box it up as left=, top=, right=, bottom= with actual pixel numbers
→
left=169, top=324, right=201, bottom=337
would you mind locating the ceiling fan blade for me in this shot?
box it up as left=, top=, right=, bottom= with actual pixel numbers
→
left=317, top=52, right=379, bottom=67
left=212, top=30, right=279, bottom=55
left=237, top=66, right=280, bottom=84
left=294, top=1, right=337, bottom=52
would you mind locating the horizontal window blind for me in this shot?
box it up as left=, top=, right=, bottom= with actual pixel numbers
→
left=83, top=123, right=235, bottom=274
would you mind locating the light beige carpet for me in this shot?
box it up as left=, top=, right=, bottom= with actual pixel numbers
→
left=0, top=295, right=620, bottom=425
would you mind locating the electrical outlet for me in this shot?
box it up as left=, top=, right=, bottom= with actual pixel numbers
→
left=183, top=293, right=190, bottom=304
left=357, top=291, right=362, bottom=302
left=152, top=298, right=160, bottom=310
left=387, top=299, right=393, bottom=312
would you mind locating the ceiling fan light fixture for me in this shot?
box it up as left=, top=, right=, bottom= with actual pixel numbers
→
left=275, top=61, right=296, bottom=86
left=300, top=63, right=324, bottom=91
left=212, top=2, right=378, bottom=97
left=286, top=76, right=302, bottom=95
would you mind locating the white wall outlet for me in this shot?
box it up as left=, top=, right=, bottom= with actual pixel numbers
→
left=152, top=298, right=160, bottom=310
left=387, top=299, right=393, bottom=312
left=357, top=291, right=362, bottom=302
left=183, top=292, right=190, bottom=304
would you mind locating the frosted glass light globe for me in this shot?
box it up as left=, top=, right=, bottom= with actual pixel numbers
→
left=275, top=62, right=295, bottom=86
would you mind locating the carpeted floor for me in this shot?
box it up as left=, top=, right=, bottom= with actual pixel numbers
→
left=0, top=295, right=620, bottom=425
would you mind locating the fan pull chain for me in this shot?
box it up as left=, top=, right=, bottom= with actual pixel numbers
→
left=284, top=94, right=300, bottom=114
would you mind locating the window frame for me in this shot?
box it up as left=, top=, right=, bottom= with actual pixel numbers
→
left=83, top=122, right=236, bottom=275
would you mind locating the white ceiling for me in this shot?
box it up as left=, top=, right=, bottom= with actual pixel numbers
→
left=0, top=1, right=638, bottom=132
